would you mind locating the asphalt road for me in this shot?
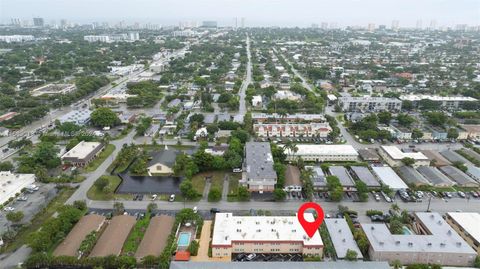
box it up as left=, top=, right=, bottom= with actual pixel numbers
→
left=238, top=34, right=251, bottom=117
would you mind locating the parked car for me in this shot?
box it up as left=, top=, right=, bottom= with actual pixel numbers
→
left=232, top=168, right=242, bottom=173
left=457, top=191, right=466, bottom=198
left=17, top=196, right=28, bottom=201
left=151, top=194, right=157, bottom=200
left=210, top=208, right=220, bottom=214
left=169, top=194, right=175, bottom=202
left=4, top=207, right=15, bottom=211
left=246, top=253, right=257, bottom=261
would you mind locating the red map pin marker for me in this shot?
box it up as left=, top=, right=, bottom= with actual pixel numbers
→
left=297, top=202, right=325, bottom=238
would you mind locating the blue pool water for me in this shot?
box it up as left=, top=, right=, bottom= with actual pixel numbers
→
left=402, top=226, right=413, bottom=235
left=177, top=232, right=191, bottom=247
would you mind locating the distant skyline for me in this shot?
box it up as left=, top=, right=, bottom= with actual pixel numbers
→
left=1, top=0, right=479, bottom=27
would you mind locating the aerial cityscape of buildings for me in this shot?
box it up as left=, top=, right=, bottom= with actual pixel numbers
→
left=0, top=4, right=479, bottom=269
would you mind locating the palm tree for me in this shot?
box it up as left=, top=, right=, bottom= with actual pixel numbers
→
left=391, top=260, right=402, bottom=269
left=390, top=203, right=400, bottom=213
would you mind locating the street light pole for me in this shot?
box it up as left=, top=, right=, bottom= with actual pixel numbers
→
left=426, top=196, right=432, bottom=212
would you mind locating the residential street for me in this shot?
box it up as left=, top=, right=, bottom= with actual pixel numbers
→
left=238, top=34, right=251, bottom=117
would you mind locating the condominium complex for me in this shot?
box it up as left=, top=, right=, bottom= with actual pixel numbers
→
left=253, top=122, right=332, bottom=138
left=0, top=35, right=35, bottom=43
left=240, top=142, right=277, bottom=192
left=400, top=95, right=478, bottom=109
left=211, top=213, right=323, bottom=259
left=61, top=141, right=104, bottom=167
left=284, top=144, right=358, bottom=162
left=338, top=97, right=402, bottom=112
left=378, top=146, right=430, bottom=167
left=84, top=32, right=139, bottom=43
left=362, top=212, right=477, bottom=266
left=251, top=113, right=326, bottom=123
left=445, top=212, right=480, bottom=255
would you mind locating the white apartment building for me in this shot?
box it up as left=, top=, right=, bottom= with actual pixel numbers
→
left=400, top=95, right=477, bottom=109
left=284, top=144, right=358, bottom=162
left=378, top=146, right=430, bottom=167
left=0, top=35, right=35, bottom=43
left=338, top=97, right=402, bottom=112
left=212, top=213, right=323, bottom=259
left=254, top=123, right=332, bottom=138
left=84, top=35, right=110, bottom=42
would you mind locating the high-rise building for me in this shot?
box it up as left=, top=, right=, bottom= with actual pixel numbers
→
left=60, top=19, right=68, bottom=28
left=11, top=18, right=21, bottom=26
left=416, top=20, right=423, bottom=30
left=128, top=32, right=140, bottom=41
left=241, top=17, right=245, bottom=28
left=202, top=21, right=217, bottom=28
left=429, top=20, right=437, bottom=30
left=391, top=20, right=399, bottom=30
left=33, top=17, right=44, bottom=27
left=368, top=23, right=375, bottom=32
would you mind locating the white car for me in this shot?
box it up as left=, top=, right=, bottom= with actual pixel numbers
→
left=246, top=253, right=257, bottom=261
left=169, top=194, right=175, bottom=202
left=4, top=207, right=15, bottom=211
left=193, top=206, right=198, bottom=213
left=232, top=168, right=242, bottom=173
left=151, top=194, right=158, bottom=201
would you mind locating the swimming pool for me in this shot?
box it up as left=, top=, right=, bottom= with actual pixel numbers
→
left=402, top=226, right=413, bottom=235
left=177, top=232, right=191, bottom=247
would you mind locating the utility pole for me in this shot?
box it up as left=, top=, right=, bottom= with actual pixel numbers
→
left=426, top=195, right=432, bottom=212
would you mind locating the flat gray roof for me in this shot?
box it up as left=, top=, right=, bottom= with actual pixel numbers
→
left=397, top=166, right=430, bottom=186
left=350, top=166, right=380, bottom=187
left=362, top=212, right=476, bottom=255
left=440, top=150, right=470, bottom=165
left=416, top=166, right=454, bottom=187
left=438, top=166, right=477, bottom=187
left=307, top=166, right=326, bottom=187
left=245, top=142, right=277, bottom=182
left=325, top=218, right=364, bottom=259
left=170, top=261, right=391, bottom=269
left=357, top=148, right=380, bottom=161
left=329, top=166, right=355, bottom=187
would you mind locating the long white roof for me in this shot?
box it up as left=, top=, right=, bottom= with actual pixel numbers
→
left=381, top=146, right=428, bottom=160
left=284, top=144, right=358, bottom=156
left=446, top=212, right=480, bottom=244
left=400, top=95, right=477, bottom=102
left=212, top=213, right=323, bottom=247
left=371, top=166, right=408, bottom=189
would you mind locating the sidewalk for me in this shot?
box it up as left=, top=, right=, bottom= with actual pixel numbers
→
left=191, top=220, right=230, bottom=262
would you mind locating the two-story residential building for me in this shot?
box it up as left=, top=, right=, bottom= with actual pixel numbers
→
left=240, top=142, right=277, bottom=192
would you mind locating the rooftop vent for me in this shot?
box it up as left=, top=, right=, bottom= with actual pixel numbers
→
left=396, top=241, right=400, bottom=245
left=456, top=242, right=462, bottom=247
left=379, top=242, right=384, bottom=246
left=427, top=243, right=432, bottom=246
left=408, top=242, right=413, bottom=247
left=440, top=243, right=446, bottom=247
left=371, top=226, right=375, bottom=230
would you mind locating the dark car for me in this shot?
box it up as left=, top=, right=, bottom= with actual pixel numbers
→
left=210, top=208, right=220, bottom=214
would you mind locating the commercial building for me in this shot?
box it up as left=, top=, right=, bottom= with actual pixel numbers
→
left=324, top=218, right=363, bottom=259
left=362, top=212, right=477, bottom=266
left=58, top=110, right=92, bottom=125
left=329, top=166, right=355, bottom=188
left=396, top=166, right=430, bottom=186
left=0, top=171, right=35, bottom=205
left=253, top=123, right=332, bottom=138
left=445, top=212, right=480, bottom=255
left=350, top=166, right=380, bottom=187
left=240, top=142, right=277, bottom=192
left=378, top=146, right=429, bottom=167
left=30, top=83, right=76, bottom=97
left=54, top=214, right=106, bottom=257
left=0, top=35, right=35, bottom=43
left=90, top=215, right=136, bottom=257
left=438, top=166, right=478, bottom=187
left=284, top=144, right=358, bottom=162
left=338, top=97, right=402, bottom=112
left=135, top=215, right=175, bottom=260
left=371, top=166, right=408, bottom=190
left=416, top=166, right=454, bottom=187
left=61, top=141, right=104, bottom=167
left=400, top=95, right=478, bottom=109
left=211, top=213, right=323, bottom=259
left=307, top=166, right=327, bottom=190
left=251, top=113, right=326, bottom=123
left=170, top=261, right=391, bottom=269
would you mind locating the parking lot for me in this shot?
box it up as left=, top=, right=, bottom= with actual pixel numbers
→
left=233, top=253, right=303, bottom=262
left=0, top=183, right=57, bottom=233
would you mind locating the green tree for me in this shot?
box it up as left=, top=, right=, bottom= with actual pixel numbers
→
left=188, top=240, right=200, bottom=256
left=147, top=202, right=158, bottom=213
left=447, top=128, right=459, bottom=139
left=57, top=122, right=81, bottom=137
left=90, top=107, right=120, bottom=127
left=94, top=176, right=109, bottom=192
left=208, top=187, right=221, bottom=202
left=401, top=157, right=415, bottom=166
left=474, top=255, right=480, bottom=268
left=113, top=202, right=125, bottom=216
left=345, top=249, right=358, bottom=261
left=273, top=188, right=287, bottom=201
left=412, top=128, right=423, bottom=139
left=378, top=111, right=392, bottom=125
left=237, top=186, right=250, bottom=201
left=389, top=219, right=404, bottom=234
left=6, top=211, right=24, bottom=224
left=0, top=161, right=14, bottom=171
left=180, top=180, right=199, bottom=200
left=396, top=113, right=415, bottom=127
left=32, top=142, right=61, bottom=168
left=392, top=260, right=403, bottom=269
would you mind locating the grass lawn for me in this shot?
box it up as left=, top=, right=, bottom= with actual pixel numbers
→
left=122, top=212, right=151, bottom=255
left=209, top=171, right=225, bottom=190
left=191, top=173, right=208, bottom=194
left=87, top=175, right=123, bottom=200
left=0, top=187, right=76, bottom=253
left=227, top=174, right=240, bottom=202
left=84, top=144, right=116, bottom=172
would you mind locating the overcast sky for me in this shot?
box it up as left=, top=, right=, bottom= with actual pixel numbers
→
left=1, top=0, right=479, bottom=27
